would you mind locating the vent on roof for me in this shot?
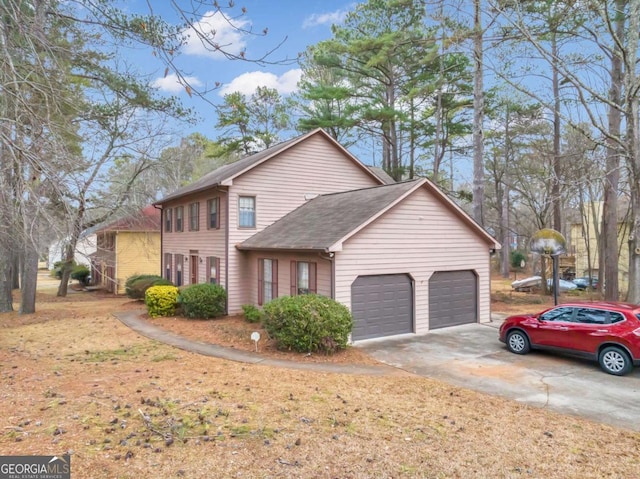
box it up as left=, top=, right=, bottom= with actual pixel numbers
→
left=304, top=193, right=319, bottom=201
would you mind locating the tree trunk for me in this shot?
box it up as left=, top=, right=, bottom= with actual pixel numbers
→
left=19, top=243, right=38, bottom=314
left=0, top=244, right=14, bottom=312
left=500, top=104, right=511, bottom=278
left=625, top=0, right=640, bottom=303
left=602, top=0, right=624, bottom=301
left=11, top=252, right=20, bottom=289
left=472, top=0, right=485, bottom=226
left=551, top=32, right=562, bottom=232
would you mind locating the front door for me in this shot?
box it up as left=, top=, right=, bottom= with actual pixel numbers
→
left=190, top=255, right=198, bottom=285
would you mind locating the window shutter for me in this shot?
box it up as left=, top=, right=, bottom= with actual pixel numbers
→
left=272, top=260, right=278, bottom=298
left=215, top=198, right=220, bottom=229
left=215, top=257, right=220, bottom=283
left=257, top=259, right=264, bottom=306
left=310, top=262, right=317, bottom=294
left=290, top=261, right=297, bottom=295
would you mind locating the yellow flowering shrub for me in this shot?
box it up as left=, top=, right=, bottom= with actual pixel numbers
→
left=145, top=285, right=179, bottom=318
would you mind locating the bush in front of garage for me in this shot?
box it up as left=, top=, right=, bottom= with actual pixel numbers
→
left=262, top=295, right=353, bottom=354
left=178, top=283, right=227, bottom=319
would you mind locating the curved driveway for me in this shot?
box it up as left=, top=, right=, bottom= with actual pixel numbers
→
left=357, top=321, right=640, bottom=432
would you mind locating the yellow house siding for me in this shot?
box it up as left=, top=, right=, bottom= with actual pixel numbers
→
left=569, top=201, right=630, bottom=292
left=115, top=231, right=161, bottom=294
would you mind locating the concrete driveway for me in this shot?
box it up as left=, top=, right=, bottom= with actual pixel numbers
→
left=357, top=322, right=640, bottom=432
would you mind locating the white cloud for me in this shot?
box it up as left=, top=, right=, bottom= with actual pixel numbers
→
left=302, top=9, right=348, bottom=28
left=182, top=10, right=250, bottom=59
left=152, top=73, right=203, bottom=94
left=219, top=69, right=302, bottom=96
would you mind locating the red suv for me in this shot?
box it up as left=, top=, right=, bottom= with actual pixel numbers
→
left=499, top=301, right=640, bottom=375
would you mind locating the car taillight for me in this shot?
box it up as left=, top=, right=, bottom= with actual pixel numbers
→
left=633, top=327, right=640, bottom=337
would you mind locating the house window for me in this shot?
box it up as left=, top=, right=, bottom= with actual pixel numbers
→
left=207, top=256, right=220, bottom=284
left=258, top=258, right=278, bottom=305
left=164, top=208, right=172, bottom=232
left=176, top=254, right=183, bottom=286
left=207, top=198, right=219, bottom=229
left=189, top=202, right=199, bottom=231
left=290, top=261, right=317, bottom=295
left=164, top=253, right=172, bottom=281
left=175, top=206, right=184, bottom=232
left=238, top=196, right=256, bottom=228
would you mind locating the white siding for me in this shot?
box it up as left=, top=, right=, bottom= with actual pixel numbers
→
left=334, top=187, right=492, bottom=334
left=226, top=135, right=379, bottom=312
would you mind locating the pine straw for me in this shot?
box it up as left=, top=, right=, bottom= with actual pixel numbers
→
left=0, top=289, right=639, bottom=478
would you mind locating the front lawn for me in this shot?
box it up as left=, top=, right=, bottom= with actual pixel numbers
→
left=0, top=289, right=637, bottom=478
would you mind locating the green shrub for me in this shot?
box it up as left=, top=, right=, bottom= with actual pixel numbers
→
left=242, top=304, right=263, bottom=324
left=178, top=283, right=227, bottom=319
left=510, top=250, right=528, bottom=270
left=51, top=261, right=73, bottom=279
left=145, top=285, right=179, bottom=318
left=126, top=274, right=172, bottom=300
left=262, top=295, right=353, bottom=354
left=71, top=264, right=91, bottom=285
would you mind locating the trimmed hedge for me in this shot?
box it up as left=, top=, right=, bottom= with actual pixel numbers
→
left=126, top=274, right=173, bottom=300
left=71, top=265, right=91, bottom=285
left=145, top=285, right=179, bottom=318
left=242, top=304, right=263, bottom=324
left=178, top=283, right=227, bottom=319
left=262, top=295, right=353, bottom=354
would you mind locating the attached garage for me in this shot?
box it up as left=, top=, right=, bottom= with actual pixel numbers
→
left=351, top=274, right=413, bottom=340
left=429, top=270, right=478, bottom=329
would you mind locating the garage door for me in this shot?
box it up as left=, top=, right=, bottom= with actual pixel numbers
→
left=351, top=274, right=413, bottom=340
left=429, top=270, right=477, bottom=329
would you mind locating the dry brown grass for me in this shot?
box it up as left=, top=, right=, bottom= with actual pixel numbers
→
left=1, top=277, right=639, bottom=478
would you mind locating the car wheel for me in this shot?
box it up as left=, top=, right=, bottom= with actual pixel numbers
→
left=598, top=346, right=633, bottom=376
left=506, top=330, right=530, bottom=355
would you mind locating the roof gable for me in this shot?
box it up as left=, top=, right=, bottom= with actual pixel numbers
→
left=156, top=129, right=383, bottom=205
left=238, top=178, right=500, bottom=252
left=238, top=180, right=423, bottom=251
left=96, top=205, right=160, bottom=233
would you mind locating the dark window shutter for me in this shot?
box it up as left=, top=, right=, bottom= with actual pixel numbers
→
left=290, top=261, right=297, bottom=295
left=310, top=262, right=317, bottom=294
left=216, top=257, right=220, bottom=284
left=272, top=260, right=278, bottom=298
left=257, top=258, right=264, bottom=306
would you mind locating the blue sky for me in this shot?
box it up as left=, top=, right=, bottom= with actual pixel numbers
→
left=122, top=0, right=355, bottom=141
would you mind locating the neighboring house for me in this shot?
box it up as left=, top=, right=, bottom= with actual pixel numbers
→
left=569, top=201, right=630, bottom=291
left=47, top=225, right=99, bottom=270
left=91, top=206, right=161, bottom=294
left=155, top=129, right=500, bottom=341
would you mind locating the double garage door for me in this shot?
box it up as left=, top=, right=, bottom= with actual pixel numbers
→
left=351, top=270, right=477, bottom=340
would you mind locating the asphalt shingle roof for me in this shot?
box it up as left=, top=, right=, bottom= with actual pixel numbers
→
left=156, top=137, right=300, bottom=204
left=238, top=180, right=422, bottom=251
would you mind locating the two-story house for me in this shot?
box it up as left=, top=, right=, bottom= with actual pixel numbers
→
left=156, top=129, right=500, bottom=341
left=91, top=205, right=161, bottom=294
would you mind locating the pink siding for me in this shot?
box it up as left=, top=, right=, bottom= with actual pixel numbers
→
left=162, top=189, right=227, bottom=288
left=334, top=187, right=492, bottom=334
left=241, top=251, right=332, bottom=308
left=226, top=134, right=380, bottom=312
